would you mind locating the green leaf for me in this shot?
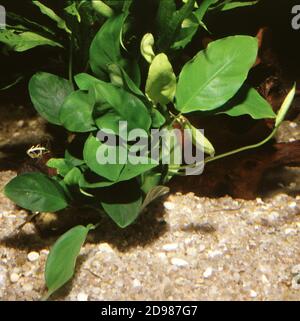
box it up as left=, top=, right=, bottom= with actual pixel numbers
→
left=65, top=150, right=85, bottom=167
left=79, top=174, right=115, bottom=189
left=141, top=186, right=170, bottom=211
left=220, top=1, right=259, bottom=11
left=183, top=121, right=215, bottom=156
left=83, top=135, right=125, bottom=182
left=102, top=197, right=142, bottom=228
left=44, top=225, right=93, bottom=300
left=0, top=30, right=63, bottom=52
left=59, top=91, right=96, bottom=132
left=89, top=14, right=126, bottom=79
left=29, top=73, right=73, bottom=125
left=4, top=172, right=68, bottom=212
left=91, top=0, right=114, bottom=18
left=275, top=84, right=296, bottom=128
left=118, top=162, right=159, bottom=182
left=156, top=0, right=196, bottom=52
left=64, top=168, right=82, bottom=186
left=47, top=158, right=74, bottom=177
left=33, top=1, right=71, bottom=34
left=64, top=3, right=81, bottom=22
left=176, top=36, right=258, bottom=113
left=90, top=81, right=152, bottom=132
left=145, top=53, right=177, bottom=106
left=151, top=109, right=166, bottom=128
left=219, top=87, right=276, bottom=119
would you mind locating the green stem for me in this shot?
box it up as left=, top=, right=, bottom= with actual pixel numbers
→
left=174, top=127, right=277, bottom=172
left=68, top=34, right=74, bottom=89
left=205, top=127, right=277, bottom=164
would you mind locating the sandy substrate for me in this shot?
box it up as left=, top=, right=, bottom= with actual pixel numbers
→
left=1, top=168, right=300, bottom=301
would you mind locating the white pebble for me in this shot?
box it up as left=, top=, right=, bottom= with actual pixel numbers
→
left=288, top=202, right=298, bottom=209
left=289, top=122, right=298, bottom=128
left=285, top=228, right=297, bottom=236
left=291, top=264, right=300, bottom=275
left=164, top=202, right=175, bottom=210
left=27, top=251, right=39, bottom=262
left=249, top=290, right=257, bottom=298
left=77, top=292, right=89, bottom=301
left=132, top=279, right=142, bottom=288
left=203, top=267, right=213, bottom=278
left=22, top=283, right=33, bottom=292
left=162, top=243, right=178, bottom=251
left=10, top=273, right=20, bottom=283
left=199, top=244, right=206, bottom=252
left=289, top=138, right=296, bottom=142
left=97, top=243, right=114, bottom=254
left=171, top=258, right=189, bottom=267
left=208, top=250, right=223, bottom=259
left=186, top=247, right=198, bottom=257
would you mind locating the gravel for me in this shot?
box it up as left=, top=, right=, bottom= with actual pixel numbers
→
left=1, top=120, right=300, bottom=300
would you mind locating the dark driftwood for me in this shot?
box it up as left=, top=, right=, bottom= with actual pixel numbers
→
left=171, top=141, right=300, bottom=200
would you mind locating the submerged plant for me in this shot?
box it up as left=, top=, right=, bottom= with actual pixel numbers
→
left=1, top=0, right=296, bottom=299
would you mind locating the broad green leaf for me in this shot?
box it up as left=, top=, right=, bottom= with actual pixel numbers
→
left=220, top=1, right=258, bottom=11
left=4, top=172, right=68, bottom=212
left=151, top=109, right=166, bottom=128
left=64, top=3, right=81, bottom=22
left=83, top=135, right=125, bottom=182
left=0, top=30, right=63, bottom=52
left=219, top=87, right=276, bottom=119
left=59, top=91, right=96, bottom=132
left=91, top=81, right=152, bottom=132
left=89, top=14, right=126, bottom=79
left=44, top=225, right=93, bottom=300
left=146, top=53, right=177, bottom=106
left=33, top=1, right=71, bottom=34
left=47, top=158, right=74, bottom=177
left=118, top=161, right=159, bottom=182
left=29, top=73, right=73, bottom=125
left=95, top=110, right=122, bottom=135
left=64, top=168, right=82, bottom=186
left=141, top=186, right=170, bottom=211
left=176, top=36, right=258, bottom=113
left=141, top=171, right=162, bottom=194
left=275, top=84, right=296, bottom=128
left=102, top=197, right=142, bottom=228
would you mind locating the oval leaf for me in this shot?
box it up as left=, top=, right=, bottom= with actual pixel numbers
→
left=29, top=72, right=73, bottom=125
left=44, top=225, right=93, bottom=299
left=83, top=135, right=125, bottom=182
left=102, top=197, right=142, bottom=228
left=4, top=172, right=68, bottom=212
left=146, top=53, right=176, bottom=105
left=176, top=36, right=258, bottom=113
left=219, top=87, right=276, bottom=119
left=59, top=91, right=96, bottom=132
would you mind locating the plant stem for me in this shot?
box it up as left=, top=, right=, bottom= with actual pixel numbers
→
left=68, top=34, right=74, bottom=89
left=205, top=127, right=277, bottom=164
left=175, top=127, right=277, bottom=172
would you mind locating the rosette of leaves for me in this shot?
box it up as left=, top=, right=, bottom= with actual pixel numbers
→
left=3, top=0, right=295, bottom=299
